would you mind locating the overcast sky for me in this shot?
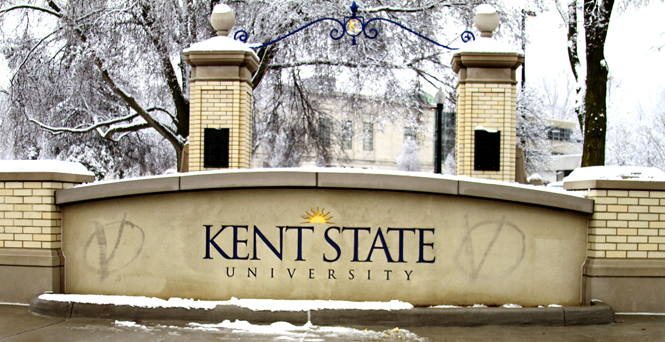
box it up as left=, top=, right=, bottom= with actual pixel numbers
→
left=525, top=1, right=665, bottom=122
left=1, top=1, right=663, bottom=123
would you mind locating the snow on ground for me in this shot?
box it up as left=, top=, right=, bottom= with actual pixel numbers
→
left=0, top=160, right=93, bottom=176
left=38, top=294, right=413, bottom=311
left=564, top=166, right=665, bottom=182
left=38, top=294, right=560, bottom=312
left=112, top=320, right=427, bottom=341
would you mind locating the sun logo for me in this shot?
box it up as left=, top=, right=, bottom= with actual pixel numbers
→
left=302, top=207, right=334, bottom=224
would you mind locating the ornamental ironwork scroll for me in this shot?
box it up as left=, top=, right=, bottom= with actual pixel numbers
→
left=233, top=1, right=475, bottom=50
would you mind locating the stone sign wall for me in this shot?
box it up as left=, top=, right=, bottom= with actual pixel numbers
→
left=57, top=170, right=591, bottom=306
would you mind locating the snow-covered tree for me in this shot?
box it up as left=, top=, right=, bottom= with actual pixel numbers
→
left=606, top=91, right=665, bottom=170
left=536, top=75, right=576, bottom=121
left=397, top=139, right=420, bottom=171
left=555, top=0, right=660, bottom=167
left=0, top=0, right=533, bottom=175
left=516, top=86, right=553, bottom=174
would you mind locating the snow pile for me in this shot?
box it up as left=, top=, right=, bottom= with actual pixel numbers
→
left=459, top=38, right=520, bottom=54
left=475, top=125, right=498, bottom=133
left=38, top=294, right=413, bottom=311
left=563, top=166, right=665, bottom=182
left=184, top=35, right=257, bottom=54
left=527, top=173, right=542, bottom=182
left=212, top=3, right=232, bottom=13
left=475, top=4, right=497, bottom=14
left=0, top=160, right=93, bottom=176
left=223, top=298, right=413, bottom=311
left=114, top=320, right=427, bottom=341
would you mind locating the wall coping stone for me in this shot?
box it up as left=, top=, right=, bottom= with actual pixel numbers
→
left=564, top=179, right=665, bottom=191
left=55, top=169, right=593, bottom=213
left=585, top=258, right=665, bottom=277
left=0, top=171, right=95, bottom=183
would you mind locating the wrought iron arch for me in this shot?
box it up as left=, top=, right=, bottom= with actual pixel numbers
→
left=233, top=1, right=475, bottom=50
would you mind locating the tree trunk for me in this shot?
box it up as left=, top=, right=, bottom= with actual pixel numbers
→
left=566, top=0, right=584, bottom=132
left=582, top=0, right=614, bottom=167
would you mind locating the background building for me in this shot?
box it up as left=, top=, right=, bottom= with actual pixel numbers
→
left=251, top=93, right=456, bottom=173
left=541, top=119, right=583, bottom=184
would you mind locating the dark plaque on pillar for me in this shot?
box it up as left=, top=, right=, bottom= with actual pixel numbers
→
left=474, top=129, right=500, bottom=171
left=204, top=128, right=229, bottom=168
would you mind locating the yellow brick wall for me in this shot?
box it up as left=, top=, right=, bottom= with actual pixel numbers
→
left=188, top=80, right=253, bottom=172
left=455, top=83, right=517, bottom=182
left=587, top=189, right=665, bottom=258
left=0, top=181, right=75, bottom=249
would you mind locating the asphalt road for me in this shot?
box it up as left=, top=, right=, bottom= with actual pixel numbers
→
left=1, top=304, right=665, bottom=341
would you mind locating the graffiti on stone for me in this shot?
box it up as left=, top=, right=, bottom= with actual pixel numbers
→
left=455, top=216, right=525, bottom=280
left=84, top=214, right=145, bottom=280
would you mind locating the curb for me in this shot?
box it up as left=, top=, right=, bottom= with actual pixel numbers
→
left=29, top=298, right=615, bottom=327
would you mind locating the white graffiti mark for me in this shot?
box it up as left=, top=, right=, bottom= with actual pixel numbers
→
left=455, top=216, right=525, bottom=280
left=83, top=214, right=145, bottom=280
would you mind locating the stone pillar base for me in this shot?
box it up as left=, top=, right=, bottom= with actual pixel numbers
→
left=585, top=258, right=665, bottom=312
left=0, top=249, right=62, bottom=303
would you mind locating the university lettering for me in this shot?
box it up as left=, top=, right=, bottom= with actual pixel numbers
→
left=203, top=225, right=436, bottom=263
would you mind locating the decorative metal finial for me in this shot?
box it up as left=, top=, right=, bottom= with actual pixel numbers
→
left=350, top=1, right=359, bottom=17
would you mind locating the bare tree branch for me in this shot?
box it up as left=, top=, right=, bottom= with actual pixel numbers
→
left=136, top=2, right=189, bottom=136
left=0, top=4, right=62, bottom=17
left=28, top=113, right=141, bottom=135
left=361, top=1, right=470, bottom=13
left=98, top=122, right=152, bottom=140
left=11, top=27, right=63, bottom=85
left=268, top=59, right=405, bottom=70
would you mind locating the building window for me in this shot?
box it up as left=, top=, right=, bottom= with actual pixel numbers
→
left=363, top=122, right=373, bottom=151
left=342, top=121, right=353, bottom=150
left=404, top=126, right=417, bottom=142
left=547, top=128, right=572, bottom=142
left=319, top=117, right=331, bottom=148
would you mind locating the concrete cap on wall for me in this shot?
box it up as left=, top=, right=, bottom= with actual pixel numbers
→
left=0, top=160, right=95, bottom=183
left=563, top=166, right=665, bottom=190
left=451, top=5, right=523, bottom=84
left=564, top=179, right=665, bottom=191
left=55, top=169, right=594, bottom=214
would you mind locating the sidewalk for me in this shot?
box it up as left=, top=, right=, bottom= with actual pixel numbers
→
left=1, top=304, right=664, bottom=341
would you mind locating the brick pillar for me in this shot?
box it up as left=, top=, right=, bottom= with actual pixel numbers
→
left=0, top=162, right=94, bottom=303
left=450, top=6, right=523, bottom=182
left=183, top=4, right=259, bottom=171
left=564, top=177, right=665, bottom=312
